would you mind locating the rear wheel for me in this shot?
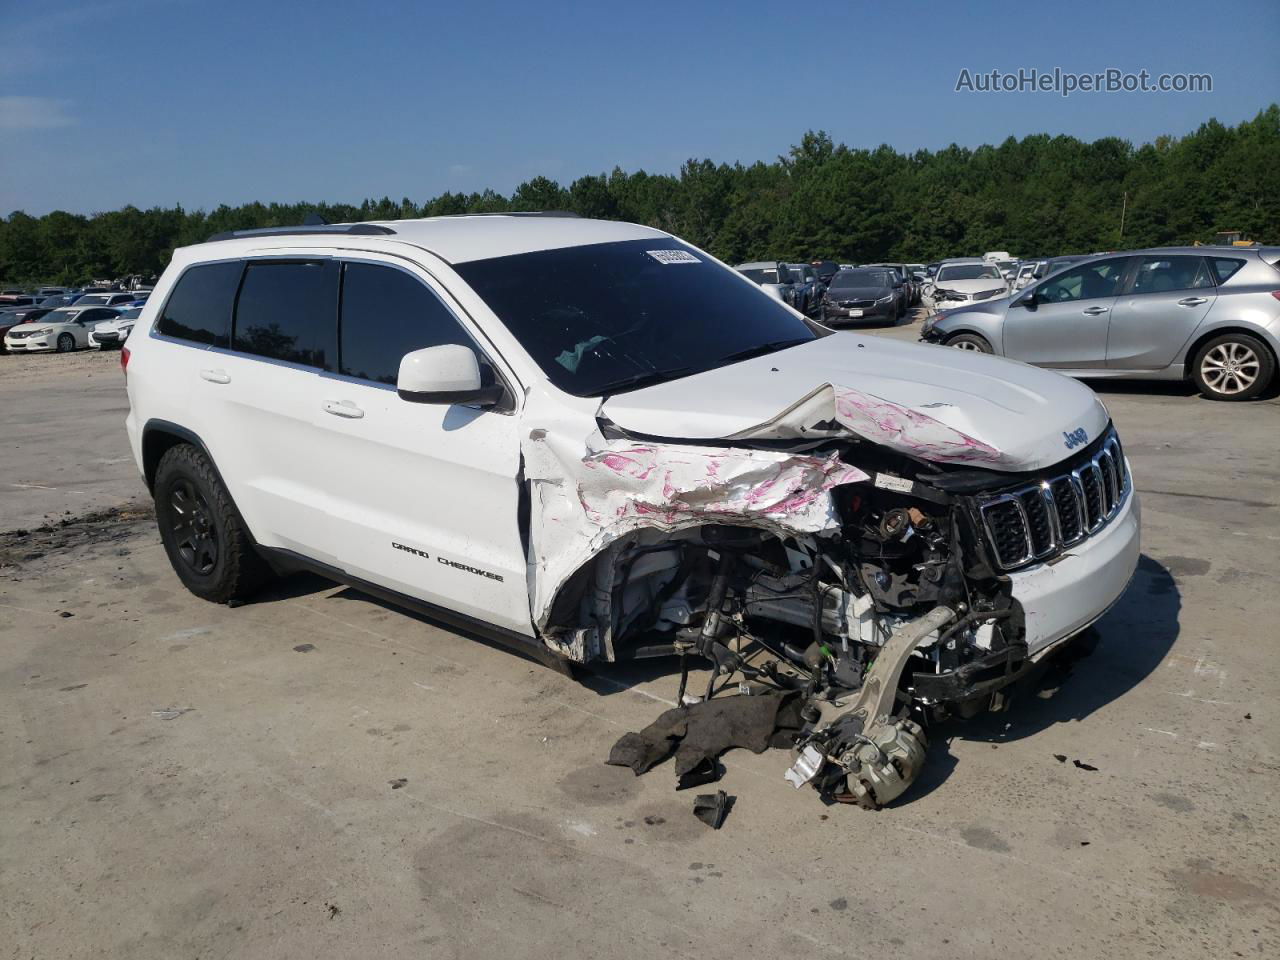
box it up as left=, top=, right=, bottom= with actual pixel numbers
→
left=1192, top=333, right=1274, bottom=401
left=946, top=333, right=993, bottom=353
left=154, top=444, right=271, bottom=602
left=56, top=333, right=75, bottom=352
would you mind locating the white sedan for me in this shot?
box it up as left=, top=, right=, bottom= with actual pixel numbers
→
left=924, top=261, right=1009, bottom=311
left=3, top=306, right=123, bottom=353
left=89, top=307, right=142, bottom=349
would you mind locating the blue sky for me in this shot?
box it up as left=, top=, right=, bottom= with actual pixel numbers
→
left=1, top=0, right=1277, bottom=215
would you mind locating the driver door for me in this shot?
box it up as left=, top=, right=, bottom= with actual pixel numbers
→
left=1003, top=257, right=1133, bottom=368
left=306, top=257, right=534, bottom=635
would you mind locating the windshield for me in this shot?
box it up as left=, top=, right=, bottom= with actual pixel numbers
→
left=76, top=294, right=111, bottom=305
left=830, top=269, right=890, bottom=289
left=936, top=264, right=1002, bottom=282
left=455, top=239, right=818, bottom=397
left=739, top=267, right=781, bottom=284
left=120, top=308, right=143, bottom=319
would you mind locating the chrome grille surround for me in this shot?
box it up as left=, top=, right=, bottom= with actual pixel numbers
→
left=978, top=431, right=1130, bottom=571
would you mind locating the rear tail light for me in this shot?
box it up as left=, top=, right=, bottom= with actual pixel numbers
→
left=120, top=346, right=130, bottom=376
left=1270, top=291, right=1280, bottom=302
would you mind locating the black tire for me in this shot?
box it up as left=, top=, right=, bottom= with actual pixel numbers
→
left=1191, top=332, right=1275, bottom=401
left=154, top=444, right=271, bottom=603
left=56, top=333, right=75, bottom=352
left=946, top=333, right=993, bottom=353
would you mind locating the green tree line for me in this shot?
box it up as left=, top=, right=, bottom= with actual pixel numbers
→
left=2, top=105, right=1276, bottom=286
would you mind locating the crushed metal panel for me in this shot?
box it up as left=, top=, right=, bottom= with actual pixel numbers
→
left=521, top=421, right=869, bottom=631
left=724, top=383, right=1018, bottom=467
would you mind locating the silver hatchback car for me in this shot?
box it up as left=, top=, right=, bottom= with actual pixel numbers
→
left=921, top=246, right=1280, bottom=401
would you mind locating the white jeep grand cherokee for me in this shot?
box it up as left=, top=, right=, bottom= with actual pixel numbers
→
left=124, top=214, right=1139, bottom=806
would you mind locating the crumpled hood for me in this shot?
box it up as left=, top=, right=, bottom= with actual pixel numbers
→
left=932, top=277, right=1007, bottom=294
left=600, top=333, right=1110, bottom=472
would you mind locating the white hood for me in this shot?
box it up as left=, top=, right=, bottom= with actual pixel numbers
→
left=932, top=277, right=1007, bottom=296
left=600, top=333, right=1109, bottom=472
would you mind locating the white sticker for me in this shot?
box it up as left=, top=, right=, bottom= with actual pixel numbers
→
left=647, top=249, right=700, bottom=265
left=874, top=473, right=914, bottom=493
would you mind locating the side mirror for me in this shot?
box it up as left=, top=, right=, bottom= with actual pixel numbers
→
left=397, top=344, right=503, bottom=407
left=1018, top=291, right=1038, bottom=309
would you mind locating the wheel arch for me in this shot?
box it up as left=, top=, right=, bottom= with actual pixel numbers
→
left=141, top=420, right=225, bottom=493
left=941, top=328, right=994, bottom=349
left=1181, top=325, right=1279, bottom=382
left=143, top=419, right=264, bottom=552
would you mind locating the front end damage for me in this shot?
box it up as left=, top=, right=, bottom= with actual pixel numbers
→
left=522, top=383, right=1137, bottom=808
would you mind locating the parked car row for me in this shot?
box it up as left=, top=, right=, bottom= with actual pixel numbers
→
left=734, top=259, right=926, bottom=325
left=1, top=287, right=150, bottom=353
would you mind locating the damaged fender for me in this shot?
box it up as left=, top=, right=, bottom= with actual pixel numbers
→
left=522, top=420, right=868, bottom=632
left=523, top=379, right=1028, bottom=635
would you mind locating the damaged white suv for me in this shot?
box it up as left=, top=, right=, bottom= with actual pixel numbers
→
left=124, top=215, right=1139, bottom=807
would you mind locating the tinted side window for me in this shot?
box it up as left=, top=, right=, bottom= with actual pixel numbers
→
left=1211, top=258, right=1246, bottom=284
left=233, top=261, right=337, bottom=370
left=1131, top=256, right=1213, bottom=294
left=157, top=261, right=241, bottom=347
left=1039, top=258, right=1129, bottom=304
left=339, top=262, right=472, bottom=385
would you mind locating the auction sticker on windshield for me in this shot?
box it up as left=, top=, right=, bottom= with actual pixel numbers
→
left=647, top=249, right=700, bottom=265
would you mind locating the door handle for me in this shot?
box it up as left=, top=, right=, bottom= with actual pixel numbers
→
left=1177, top=296, right=1207, bottom=306
left=199, top=368, right=231, bottom=384
left=1081, top=306, right=1110, bottom=316
left=323, top=399, right=365, bottom=419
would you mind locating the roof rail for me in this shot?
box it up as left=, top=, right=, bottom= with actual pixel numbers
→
left=206, top=223, right=397, bottom=243
left=453, top=211, right=580, bottom=219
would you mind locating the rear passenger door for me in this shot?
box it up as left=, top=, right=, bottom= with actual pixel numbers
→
left=1106, top=255, right=1217, bottom=370
left=193, top=258, right=340, bottom=559
left=308, top=257, right=533, bottom=635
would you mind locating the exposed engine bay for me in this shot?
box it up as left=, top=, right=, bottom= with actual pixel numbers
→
left=515, top=374, right=1134, bottom=810
left=538, top=438, right=1040, bottom=808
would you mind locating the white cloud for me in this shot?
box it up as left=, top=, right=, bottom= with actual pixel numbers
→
left=0, top=96, right=75, bottom=130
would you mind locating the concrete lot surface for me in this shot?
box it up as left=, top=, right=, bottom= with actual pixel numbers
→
left=0, top=350, right=138, bottom=531
left=2, top=338, right=1278, bottom=959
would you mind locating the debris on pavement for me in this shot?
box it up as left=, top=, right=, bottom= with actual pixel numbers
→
left=1053, top=753, right=1098, bottom=771
left=692, top=790, right=733, bottom=829
left=0, top=501, right=154, bottom=571
left=606, top=691, right=803, bottom=785
left=388, top=778, right=408, bottom=789
left=150, top=707, right=194, bottom=720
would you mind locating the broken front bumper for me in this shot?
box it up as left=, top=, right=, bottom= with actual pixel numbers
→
left=913, top=478, right=1139, bottom=709
left=1011, top=477, right=1140, bottom=657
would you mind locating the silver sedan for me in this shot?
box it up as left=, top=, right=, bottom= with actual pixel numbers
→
left=921, top=246, right=1280, bottom=401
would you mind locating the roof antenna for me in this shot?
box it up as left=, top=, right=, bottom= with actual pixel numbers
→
left=302, top=212, right=328, bottom=226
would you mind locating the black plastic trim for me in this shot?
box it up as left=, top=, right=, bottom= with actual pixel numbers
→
left=207, top=224, right=397, bottom=243
left=141, top=419, right=225, bottom=492
left=254, top=546, right=571, bottom=675
left=456, top=211, right=580, bottom=218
